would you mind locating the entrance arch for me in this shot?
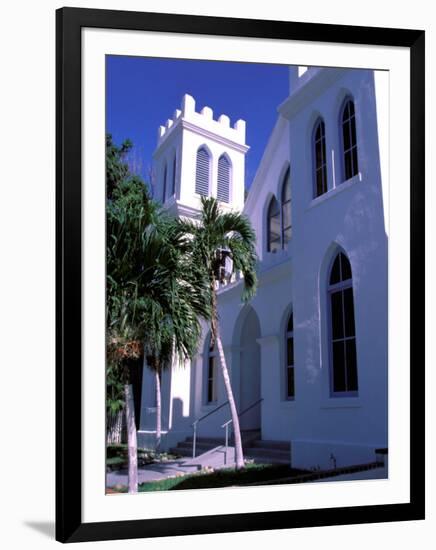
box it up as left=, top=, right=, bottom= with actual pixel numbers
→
left=235, top=305, right=261, bottom=430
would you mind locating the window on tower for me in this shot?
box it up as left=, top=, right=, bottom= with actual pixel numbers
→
left=217, top=154, right=231, bottom=203
left=195, top=146, right=210, bottom=196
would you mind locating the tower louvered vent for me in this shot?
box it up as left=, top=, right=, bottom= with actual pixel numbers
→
left=217, top=155, right=230, bottom=203
left=195, top=147, right=210, bottom=196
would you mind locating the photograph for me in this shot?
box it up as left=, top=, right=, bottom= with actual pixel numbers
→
left=0, top=0, right=429, bottom=547
left=105, top=56, right=389, bottom=495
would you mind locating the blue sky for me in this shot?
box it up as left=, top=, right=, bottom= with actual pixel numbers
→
left=106, top=56, right=289, bottom=190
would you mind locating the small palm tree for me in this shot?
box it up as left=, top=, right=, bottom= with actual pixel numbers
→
left=181, top=197, right=258, bottom=469
left=140, top=219, right=211, bottom=449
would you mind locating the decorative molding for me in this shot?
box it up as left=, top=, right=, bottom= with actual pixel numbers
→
left=278, top=68, right=348, bottom=120
left=181, top=119, right=250, bottom=154
left=256, top=334, right=280, bottom=346
left=320, top=397, right=362, bottom=409
left=153, top=117, right=249, bottom=158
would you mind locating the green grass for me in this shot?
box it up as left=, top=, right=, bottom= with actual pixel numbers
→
left=135, top=464, right=306, bottom=492
left=106, top=456, right=125, bottom=467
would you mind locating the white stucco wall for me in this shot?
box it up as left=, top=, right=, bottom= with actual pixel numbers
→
left=279, top=68, right=388, bottom=468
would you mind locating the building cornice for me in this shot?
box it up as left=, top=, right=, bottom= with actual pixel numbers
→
left=153, top=118, right=250, bottom=158
left=181, top=119, right=250, bottom=154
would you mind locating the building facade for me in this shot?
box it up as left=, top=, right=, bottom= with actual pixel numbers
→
left=138, top=66, right=388, bottom=471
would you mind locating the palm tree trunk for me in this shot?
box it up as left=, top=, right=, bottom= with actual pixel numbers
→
left=155, top=368, right=161, bottom=450
left=124, top=383, right=138, bottom=493
left=215, top=327, right=245, bottom=470
left=210, top=279, right=244, bottom=470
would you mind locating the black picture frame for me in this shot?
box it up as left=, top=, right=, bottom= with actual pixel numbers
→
left=56, top=7, right=425, bottom=543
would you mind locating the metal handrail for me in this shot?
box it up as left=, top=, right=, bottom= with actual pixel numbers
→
left=191, top=400, right=229, bottom=458
left=221, top=397, right=264, bottom=465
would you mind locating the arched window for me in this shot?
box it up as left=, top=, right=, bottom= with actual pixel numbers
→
left=171, top=154, right=177, bottom=196
left=281, top=167, right=292, bottom=248
left=285, top=312, right=295, bottom=399
left=206, top=341, right=218, bottom=403
left=195, top=147, right=210, bottom=196
left=217, top=154, right=230, bottom=203
left=341, top=99, right=358, bottom=181
left=313, top=119, right=327, bottom=197
left=162, top=163, right=168, bottom=203
left=267, top=196, right=281, bottom=253
left=328, top=251, right=358, bottom=395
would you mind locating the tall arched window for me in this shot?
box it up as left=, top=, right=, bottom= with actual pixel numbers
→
left=281, top=167, right=292, bottom=248
left=341, top=99, right=358, bottom=181
left=195, top=147, right=210, bottom=196
left=217, top=154, right=230, bottom=203
left=328, top=251, right=358, bottom=395
left=313, top=119, right=327, bottom=197
left=206, top=341, right=218, bottom=403
left=162, top=163, right=168, bottom=203
left=171, top=154, right=177, bottom=196
left=267, top=196, right=280, bottom=253
left=285, top=312, right=295, bottom=399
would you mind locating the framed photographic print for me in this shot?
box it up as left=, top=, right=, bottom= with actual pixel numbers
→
left=56, top=6, right=425, bottom=543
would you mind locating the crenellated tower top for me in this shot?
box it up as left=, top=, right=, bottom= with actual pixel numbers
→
left=153, top=94, right=249, bottom=219
left=156, top=94, right=247, bottom=150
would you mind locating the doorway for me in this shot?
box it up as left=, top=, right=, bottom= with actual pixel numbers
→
left=238, top=306, right=261, bottom=431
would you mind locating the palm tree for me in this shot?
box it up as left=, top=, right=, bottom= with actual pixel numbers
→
left=106, top=136, right=211, bottom=492
left=180, top=197, right=258, bottom=470
left=106, top=156, right=157, bottom=493
left=140, top=219, right=211, bottom=450
left=107, top=178, right=213, bottom=486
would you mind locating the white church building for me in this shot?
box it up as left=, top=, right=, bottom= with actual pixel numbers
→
left=137, top=66, right=388, bottom=471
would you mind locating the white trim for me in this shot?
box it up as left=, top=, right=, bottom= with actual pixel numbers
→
left=278, top=67, right=348, bottom=120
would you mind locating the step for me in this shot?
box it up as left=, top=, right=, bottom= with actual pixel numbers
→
left=245, top=447, right=291, bottom=457
left=170, top=444, right=226, bottom=457
left=249, top=440, right=290, bottom=451
left=174, top=442, right=222, bottom=454
left=184, top=436, right=224, bottom=447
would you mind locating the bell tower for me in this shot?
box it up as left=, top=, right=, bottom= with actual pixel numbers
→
left=153, top=94, right=249, bottom=219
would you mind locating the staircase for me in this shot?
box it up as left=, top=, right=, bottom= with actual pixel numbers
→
left=170, top=431, right=291, bottom=466
left=170, top=436, right=226, bottom=458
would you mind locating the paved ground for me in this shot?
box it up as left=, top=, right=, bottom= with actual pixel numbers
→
left=106, top=445, right=237, bottom=487
left=313, top=464, right=388, bottom=482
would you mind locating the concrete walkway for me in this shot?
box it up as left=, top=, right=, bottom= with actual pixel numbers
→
left=313, top=464, right=388, bottom=482
left=106, top=445, right=237, bottom=487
